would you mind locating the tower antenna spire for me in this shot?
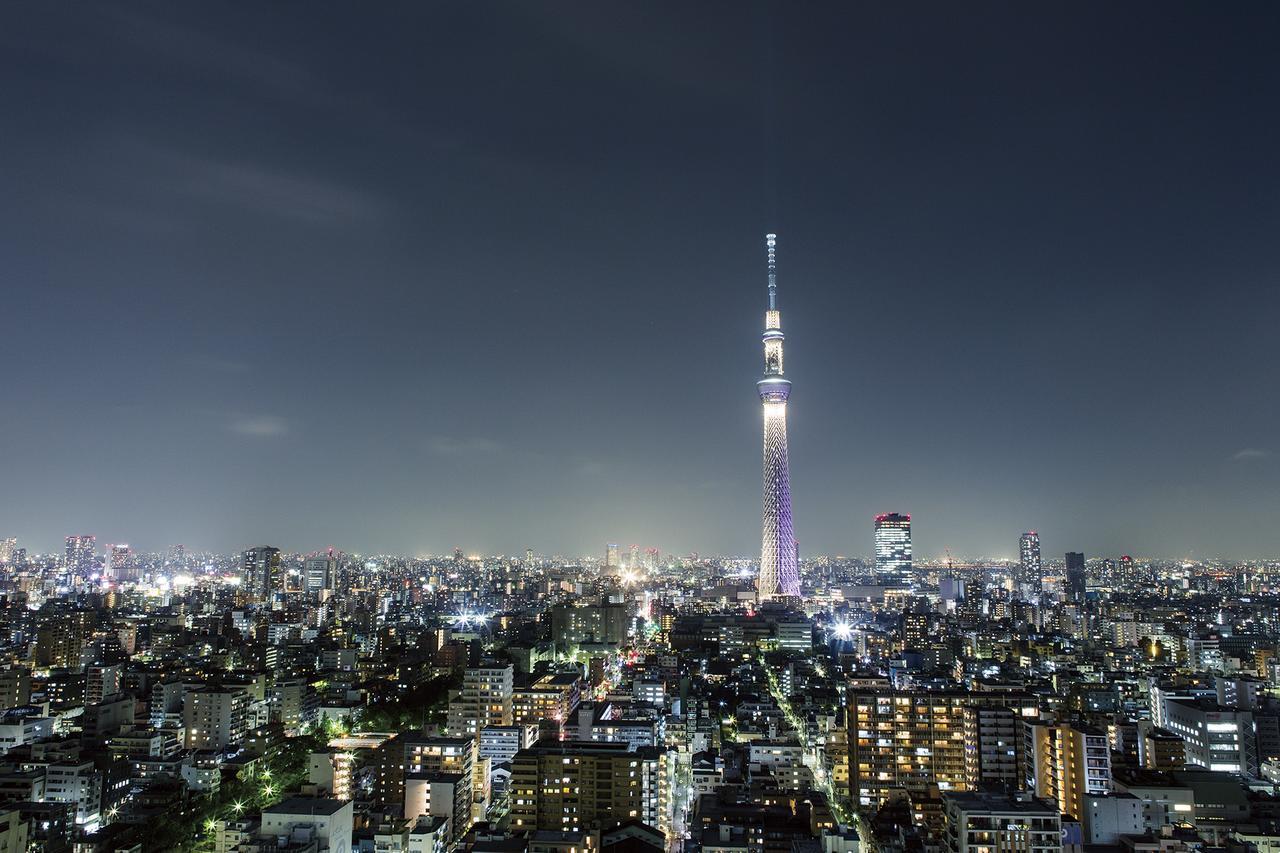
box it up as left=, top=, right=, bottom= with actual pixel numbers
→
left=766, top=233, right=778, bottom=310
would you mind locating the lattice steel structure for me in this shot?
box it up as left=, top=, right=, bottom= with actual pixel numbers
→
left=758, top=233, right=800, bottom=601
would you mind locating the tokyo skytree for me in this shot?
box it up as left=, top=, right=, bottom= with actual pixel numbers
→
left=757, top=233, right=800, bottom=601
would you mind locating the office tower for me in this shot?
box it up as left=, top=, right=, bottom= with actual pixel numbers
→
left=874, top=514, right=912, bottom=579
left=628, top=544, right=640, bottom=571
left=1023, top=721, right=1112, bottom=819
left=605, top=544, right=620, bottom=568
left=757, top=233, right=799, bottom=601
left=446, top=664, right=514, bottom=738
left=1019, top=531, right=1042, bottom=592
left=847, top=688, right=1035, bottom=810
left=64, top=536, right=96, bottom=573
left=509, top=741, right=665, bottom=832
left=242, top=546, right=282, bottom=601
left=304, top=555, right=337, bottom=594
left=1161, top=698, right=1258, bottom=775
left=523, top=547, right=533, bottom=565
left=0, top=539, right=15, bottom=565
left=942, top=791, right=1061, bottom=853
left=1065, top=552, right=1086, bottom=601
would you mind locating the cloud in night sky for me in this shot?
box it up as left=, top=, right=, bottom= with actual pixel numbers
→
left=230, top=416, right=290, bottom=438
left=3, top=3, right=1280, bottom=558
left=428, top=436, right=506, bottom=457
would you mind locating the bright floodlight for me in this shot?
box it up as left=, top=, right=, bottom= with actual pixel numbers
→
left=831, top=621, right=853, bottom=642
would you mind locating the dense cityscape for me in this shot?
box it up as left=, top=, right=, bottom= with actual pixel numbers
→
left=7, top=4, right=1280, bottom=853
left=1, top=234, right=1279, bottom=853
left=1, top=526, right=1279, bottom=853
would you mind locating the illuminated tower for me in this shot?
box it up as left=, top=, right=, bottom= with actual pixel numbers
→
left=1019, top=531, right=1042, bottom=592
left=874, top=513, right=912, bottom=579
left=758, top=233, right=799, bottom=601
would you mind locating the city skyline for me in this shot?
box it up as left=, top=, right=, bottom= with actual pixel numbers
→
left=5, top=8, right=1280, bottom=853
left=4, top=4, right=1280, bottom=558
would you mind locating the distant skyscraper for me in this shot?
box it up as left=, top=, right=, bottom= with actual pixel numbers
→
left=628, top=544, right=640, bottom=571
left=304, top=554, right=336, bottom=594
left=64, top=535, right=96, bottom=573
left=167, top=544, right=186, bottom=567
left=758, top=233, right=799, bottom=601
left=0, top=539, right=15, bottom=565
left=243, top=546, right=283, bottom=600
left=1065, top=552, right=1086, bottom=601
left=107, top=544, right=135, bottom=581
left=1019, top=531, right=1042, bottom=592
left=874, top=514, right=912, bottom=579
left=605, top=544, right=619, bottom=568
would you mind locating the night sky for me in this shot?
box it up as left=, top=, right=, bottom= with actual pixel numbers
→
left=4, top=3, right=1279, bottom=560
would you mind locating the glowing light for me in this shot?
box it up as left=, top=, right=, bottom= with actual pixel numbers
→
left=451, top=610, right=490, bottom=630
left=831, top=621, right=854, bottom=642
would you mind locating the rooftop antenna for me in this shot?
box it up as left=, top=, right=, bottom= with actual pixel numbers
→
left=766, top=233, right=778, bottom=310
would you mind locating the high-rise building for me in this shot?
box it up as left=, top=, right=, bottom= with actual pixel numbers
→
left=874, top=514, right=912, bottom=579
left=375, top=734, right=474, bottom=840
left=757, top=233, right=799, bottom=601
left=446, top=664, right=514, bottom=738
left=34, top=609, right=95, bottom=669
left=628, top=544, right=640, bottom=571
left=963, top=705, right=1026, bottom=790
left=509, top=741, right=666, bottom=833
left=605, top=544, right=620, bottom=569
left=64, top=536, right=96, bottom=573
left=242, top=546, right=282, bottom=601
left=106, top=544, right=133, bottom=581
left=1065, top=552, right=1086, bottom=602
left=1023, top=721, right=1112, bottom=820
left=1019, top=532, right=1042, bottom=592
left=847, top=688, right=1035, bottom=811
left=0, top=539, right=16, bottom=565
left=183, top=686, right=250, bottom=750
left=304, top=555, right=336, bottom=595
